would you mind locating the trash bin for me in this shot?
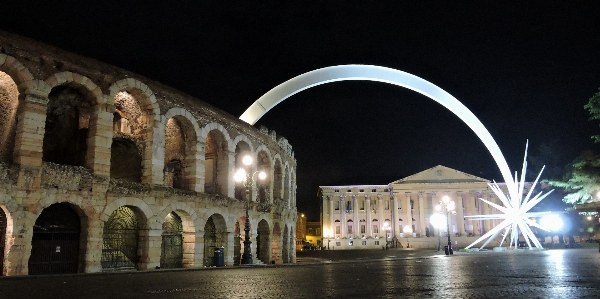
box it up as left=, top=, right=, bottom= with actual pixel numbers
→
left=214, top=246, right=224, bottom=267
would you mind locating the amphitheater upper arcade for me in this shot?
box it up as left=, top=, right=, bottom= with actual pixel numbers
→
left=0, top=31, right=297, bottom=276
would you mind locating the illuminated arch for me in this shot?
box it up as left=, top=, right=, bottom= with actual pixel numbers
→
left=240, top=64, right=514, bottom=190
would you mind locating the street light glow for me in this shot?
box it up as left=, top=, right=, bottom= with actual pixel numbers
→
left=540, top=214, right=564, bottom=232
left=234, top=168, right=246, bottom=182
left=430, top=213, right=446, bottom=229
left=242, top=155, right=253, bottom=166
left=258, top=171, right=267, bottom=180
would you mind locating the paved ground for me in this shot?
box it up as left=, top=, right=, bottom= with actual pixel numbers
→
left=1, top=248, right=600, bottom=298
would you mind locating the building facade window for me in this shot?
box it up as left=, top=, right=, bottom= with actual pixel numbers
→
left=335, top=226, right=340, bottom=234
left=308, top=228, right=313, bottom=235
left=373, top=225, right=379, bottom=233
left=385, top=200, right=389, bottom=210
left=360, top=201, right=364, bottom=210
left=335, top=201, right=339, bottom=210
left=349, top=241, right=353, bottom=246
left=362, top=241, right=367, bottom=245
left=375, top=241, right=379, bottom=245
left=316, top=228, right=321, bottom=235
left=336, top=242, right=341, bottom=246
left=360, top=225, right=366, bottom=234
left=347, top=225, right=353, bottom=234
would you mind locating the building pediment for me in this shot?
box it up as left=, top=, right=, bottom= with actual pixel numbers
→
left=392, top=165, right=490, bottom=184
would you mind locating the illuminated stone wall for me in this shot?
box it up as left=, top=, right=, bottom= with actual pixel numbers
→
left=0, top=30, right=298, bottom=276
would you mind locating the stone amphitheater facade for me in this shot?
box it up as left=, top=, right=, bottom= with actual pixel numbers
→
left=0, top=31, right=297, bottom=276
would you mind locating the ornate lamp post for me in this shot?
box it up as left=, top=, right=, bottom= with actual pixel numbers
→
left=234, top=155, right=266, bottom=265
left=435, top=195, right=456, bottom=255
left=382, top=221, right=390, bottom=250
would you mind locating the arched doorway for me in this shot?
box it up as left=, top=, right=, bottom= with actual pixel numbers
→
left=282, top=225, right=289, bottom=263
left=102, top=206, right=142, bottom=270
left=256, top=220, right=270, bottom=263
left=160, top=212, right=183, bottom=269
left=29, top=203, right=81, bottom=275
left=0, top=208, right=7, bottom=275
left=271, top=223, right=282, bottom=264
left=203, top=214, right=227, bottom=267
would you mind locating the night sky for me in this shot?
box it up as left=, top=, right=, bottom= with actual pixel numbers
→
left=2, top=2, right=600, bottom=220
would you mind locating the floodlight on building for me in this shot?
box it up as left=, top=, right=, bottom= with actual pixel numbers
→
left=540, top=214, right=564, bottom=232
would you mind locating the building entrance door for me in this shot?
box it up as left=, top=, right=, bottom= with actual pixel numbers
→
left=160, top=212, right=183, bottom=268
left=29, top=203, right=80, bottom=275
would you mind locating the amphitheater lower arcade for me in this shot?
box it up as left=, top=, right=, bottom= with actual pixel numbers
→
left=0, top=31, right=297, bottom=276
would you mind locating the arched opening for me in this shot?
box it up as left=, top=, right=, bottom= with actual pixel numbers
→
left=110, top=137, right=142, bottom=182
left=234, top=142, right=251, bottom=200
left=0, top=71, right=19, bottom=164
left=164, top=117, right=197, bottom=190
left=42, top=85, right=95, bottom=167
left=160, top=212, right=183, bottom=269
left=256, top=151, right=271, bottom=203
left=273, top=160, right=283, bottom=200
left=204, top=130, right=229, bottom=195
left=284, top=166, right=291, bottom=206
left=112, top=90, right=153, bottom=183
left=271, top=223, right=282, bottom=264
left=0, top=207, right=7, bottom=275
left=29, top=203, right=82, bottom=275
left=256, top=219, right=270, bottom=263
left=203, top=214, right=227, bottom=267
left=282, top=225, right=289, bottom=263
left=102, top=206, right=145, bottom=270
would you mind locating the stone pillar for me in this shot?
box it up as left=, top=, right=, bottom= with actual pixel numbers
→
left=182, top=231, right=196, bottom=268
left=365, top=195, right=372, bottom=237
left=377, top=194, right=383, bottom=237
left=418, top=192, right=426, bottom=237
left=85, top=103, right=113, bottom=178
left=340, top=195, right=346, bottom=237
left=227, top=151, right=236, bottom=199
left=456, top=191, right=465, bottom=236
left=195, top=233, right=205, bottom=267
left=195, top=141, right=206, bottom=193
left=146, top=228, right=162, bottom=270
left=352, top=195, right=358, bottom=236
left=403, top=193, right=412, bottom=234
left=469, top=191, right=480, bottom=236
left=84, top=217, right=104, bottom=273
left=328, top=196, right=334, bottom=238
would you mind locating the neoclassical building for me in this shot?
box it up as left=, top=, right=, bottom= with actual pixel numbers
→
left=0, top=31, right=297, bottom=276
left=319, top=165, right=529, bottom=250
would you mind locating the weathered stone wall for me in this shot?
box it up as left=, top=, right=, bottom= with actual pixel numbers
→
left=0, top=30, right=298, bottom=276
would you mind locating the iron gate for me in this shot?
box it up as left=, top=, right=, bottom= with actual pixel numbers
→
left=0, top=208, right=6, bottom=275
left=160, top=212, right=183, bottom=268
left=102, top=206, right=138, bottom=270
left=28, top=203, right=80, bottom=275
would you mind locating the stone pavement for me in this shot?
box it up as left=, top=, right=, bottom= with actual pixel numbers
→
left=1, top=248, right=599, bottom=298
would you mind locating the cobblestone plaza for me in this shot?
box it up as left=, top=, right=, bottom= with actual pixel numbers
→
left=1, top=248, right=599, bottom=298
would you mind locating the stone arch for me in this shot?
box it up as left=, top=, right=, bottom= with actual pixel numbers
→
left=155, top=203, right=196, bottom=268
left=162, top=109, right=200, bottom=191
left=203, top=127, right=230, bottom=196
left=273, top=157, right=283, bottom=201
left=42, top=72, right=103, bottom=169
left=0, top=54, right=35, bottom=92
left=256, top=219, right=270, bottom=264
left=255, top=146, right=272, bottom=203
left=271, top=222, right=282, bottom=264
left=101, top=204, right=149, bottom=271
left=202, top=213, right=228, bottom=267
left=233, top=140, right=253, bottom=201
left=0, top=69, right=20, bottom=164
left=0, top=205, right=13, bottom=276
left=28, top=202, right=87, bottom=275
left=240, top=65, right=515, bottom=191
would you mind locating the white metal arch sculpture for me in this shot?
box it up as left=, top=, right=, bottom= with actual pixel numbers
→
left=240, top=64, right=515, bottom=190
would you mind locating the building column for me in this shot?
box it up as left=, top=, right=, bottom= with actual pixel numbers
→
left=482, top=191, right=492, bottom=233
left=365, top=195, right=372, bottom=237
left=352, top=195, right=359, bottom=237
left=468, top=191, right=480, bottom=236
left=377, top=194, right=383, bottom=238
left=340, top=195, right=346, bottom=237
left=418, top=192, right=426, bottom=237
left=328, top=196, right=334, bottom=238
left=456, top=191, right=465, bottom=236
left=403, top=193, right=412, bottom=234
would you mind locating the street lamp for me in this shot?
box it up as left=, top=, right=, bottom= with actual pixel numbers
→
left=435, top=196, right=456, bottom=255
left=382, top=221, right=390, bottom=250
left=430, top=213, right=446, bottom=252
left=234, top=155, right=266, bottom=265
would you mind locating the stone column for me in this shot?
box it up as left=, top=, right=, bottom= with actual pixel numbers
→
left=328, top=196, right=334, bottom=238
left=468, top=191, right=480, bottom=236
left=418, top=192, right=426, bottom=237
left=456, top=191, right=465, bottom=236
left=365, top=195, right=372, bottom=237
left=352, top=194, right=359, bottom=236
left=340, top=195, right=346, bottom=237
left=84, top=217, right=104, bottom=273
left=85, top=102, right=114, bottom=178
left=146, top=228, right=162, bottom=270
left=377, top=194, right=383, bottom=238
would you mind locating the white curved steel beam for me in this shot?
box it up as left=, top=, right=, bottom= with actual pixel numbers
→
left=240, top=64, right=514, bottom=189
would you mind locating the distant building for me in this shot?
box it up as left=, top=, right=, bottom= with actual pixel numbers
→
left=305, top=222, right=322, bottom=248
left=296, top=213, right=307, bottom=250
left=319, top=165, right=530, bottom=250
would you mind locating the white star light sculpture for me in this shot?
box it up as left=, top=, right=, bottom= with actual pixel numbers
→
left=464, top=142, right=555, bottom=250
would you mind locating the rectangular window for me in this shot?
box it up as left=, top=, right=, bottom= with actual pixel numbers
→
left=335, top=201, right=339, bottom=210
left=373, top=225, right=379, bottom=233
left=384, top=189, right=388, bottom=192
left=360, top=201, right=365, bottom=210
left=336, top=242, right=341, bottom=246
left=347, top=225, right=353, bottom=234
left=398, top=199, right=402, bottom=209
left=372, top=189, right=376, bottom=192
left=334, top=189, right=339, bottom=192
left=360, top=224, right=366, bottom=234
left=359, top=189, right=364, bottom=192
left=385, top=200, right=390, bottom=210
left=347, top=189, right=352, bottom=192
left=349, top=241, right=353, bottom=246
left=308, top=228, right=313, bottom=235
left=316, top=228, right=321, bottom=235
left=375, top=241, right=379, bottom=245
left=362, top=241, right=367, bottom=245
left=335, top=226, right=340, bottom=234
left=372, top=200, right=377, bottom=210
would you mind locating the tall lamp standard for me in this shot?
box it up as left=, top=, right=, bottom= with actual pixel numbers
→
left=234, top=155, right=266, bottom=265
left=435, top=196, right=456, bottom=255
left=382, top=221, right=391, bottom=250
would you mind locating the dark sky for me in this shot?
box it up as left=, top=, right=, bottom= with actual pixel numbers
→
left=2, top=2, right=600, bottom=220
